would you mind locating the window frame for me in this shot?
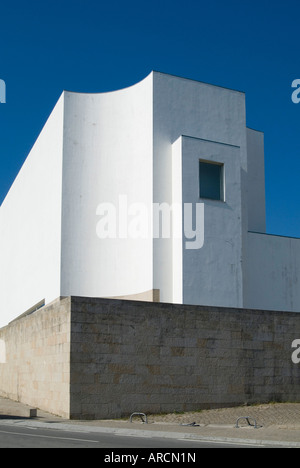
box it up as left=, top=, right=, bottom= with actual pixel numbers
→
left=199, top=159, right=225, bottom=202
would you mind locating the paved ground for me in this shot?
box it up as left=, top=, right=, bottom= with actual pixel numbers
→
left=1, top=397, right=300, bottom=447
left=136, top=403, right=300, bottom=427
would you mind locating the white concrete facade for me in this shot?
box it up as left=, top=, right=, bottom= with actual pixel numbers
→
left=0, top=71, right=299, bottom=327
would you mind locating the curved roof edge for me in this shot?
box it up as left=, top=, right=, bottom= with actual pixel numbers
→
left=62, top=71, right=153, bottom=96
left=61, top=70, right=246, bottom=97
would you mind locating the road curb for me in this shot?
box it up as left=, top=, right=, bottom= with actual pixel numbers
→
left=2, top=419, right=300, bottom=448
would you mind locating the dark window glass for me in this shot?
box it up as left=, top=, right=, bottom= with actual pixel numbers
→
left=199, top=161, right=223, bottom=200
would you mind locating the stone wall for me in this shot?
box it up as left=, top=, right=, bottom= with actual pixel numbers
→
left=69, top=297, right=300, bottom=419
left=0, top=297, right=71, bottom=418
left=1, top=296, right=300, bottom=419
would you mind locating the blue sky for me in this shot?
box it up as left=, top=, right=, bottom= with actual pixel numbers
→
left=0, top=0, right=299, bottom=237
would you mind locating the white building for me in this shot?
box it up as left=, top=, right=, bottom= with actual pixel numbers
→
left=1, top=71, right=299, bottom=328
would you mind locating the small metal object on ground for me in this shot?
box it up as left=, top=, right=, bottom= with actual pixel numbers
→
left=180, top=422, right=200, bottom=426
left=235, top=416, right=259, bottom=429
left=130, top=412, right=148, bottom=424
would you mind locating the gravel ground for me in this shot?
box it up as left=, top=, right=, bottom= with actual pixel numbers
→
left=142, top=403, right=300, bottom=427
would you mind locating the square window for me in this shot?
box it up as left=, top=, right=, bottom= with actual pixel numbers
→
left=199, top=161, right=224, bottom=201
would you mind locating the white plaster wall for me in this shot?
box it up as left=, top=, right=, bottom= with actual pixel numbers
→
left=171, top=137, right=183, bottom=304
left=246, top=128, right=266, bottom=233
left=60, top=74, right=153, bottom=298
left=1, top=71, right=299, bottom=324
left=0, top=95, right=64, bottom=327
left=244, top=232, right=300, bottom=312
left=153, top=72, right=247, bottom=305
left=180, top=136, right=243, bottom=307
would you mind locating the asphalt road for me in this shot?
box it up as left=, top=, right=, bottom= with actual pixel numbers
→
left=0, top=422, right=268, bottom=449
